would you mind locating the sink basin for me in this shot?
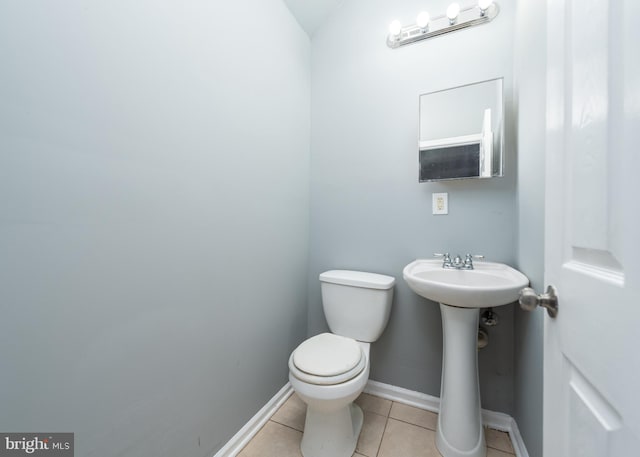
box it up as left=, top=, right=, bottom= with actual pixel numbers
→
left=403, top=259, right=529, bottom=308
left=403, top=258, right=529, bottom=457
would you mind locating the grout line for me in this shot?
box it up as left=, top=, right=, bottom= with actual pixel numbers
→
left=387, top=401, right=438, bottom=432
left=268, top=418, right=304, bottom=434
left=373, top=410, right=392, bottom=457
left=357, top=393, right=393, bottom=418
left=484, top=426, right=516, bottom=454
left=386, top=416, right=437, bottom=432
left=485, top=445, right=516, bottom=454
left=359, top=408, right=388, bottom=420
left=486, top=443, right=516, bottom=454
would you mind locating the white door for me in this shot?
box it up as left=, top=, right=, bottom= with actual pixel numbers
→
left=544, top=0, right=640, bottom=456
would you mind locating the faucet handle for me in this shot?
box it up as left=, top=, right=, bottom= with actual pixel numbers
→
left=434, top=253, right=452, bottom=266
left=463, top=254, right=484, bottom=268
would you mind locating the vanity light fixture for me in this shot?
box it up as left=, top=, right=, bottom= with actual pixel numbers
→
left=389, top=20, right=402, bottom=41
left=416, top=11, right=430, bottom=32
left=386, top=1, right=499, bottom=49
left=446, top=3, right=461, bottom=24
left=478, top=0, right=493, bottom=16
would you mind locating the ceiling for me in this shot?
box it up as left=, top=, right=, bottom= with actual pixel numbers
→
left=282, top=0, right=345, bottom=36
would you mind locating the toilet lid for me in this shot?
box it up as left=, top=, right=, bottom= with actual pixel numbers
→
left=292, top=333, right=363, bottom=377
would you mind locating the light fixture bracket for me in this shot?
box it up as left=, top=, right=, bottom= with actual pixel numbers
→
left=387, top=2, right=499, bottom=49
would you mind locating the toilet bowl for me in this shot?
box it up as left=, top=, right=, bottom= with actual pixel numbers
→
left=288, top=270, right=395, bottom=457
left=289, top=333, right=370, bottom=457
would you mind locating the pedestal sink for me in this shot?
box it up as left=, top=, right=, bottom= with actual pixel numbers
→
left=403, top=259, right=528, bottom=457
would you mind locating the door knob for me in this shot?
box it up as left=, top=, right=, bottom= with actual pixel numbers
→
left=519, top=285, right=559, bottom=318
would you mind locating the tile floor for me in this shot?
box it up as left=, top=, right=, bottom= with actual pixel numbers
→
left=238, top=392, right=516, bottom=457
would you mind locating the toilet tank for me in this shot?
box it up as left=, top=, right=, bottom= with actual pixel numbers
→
left=320, top=270, right=395, bottom=343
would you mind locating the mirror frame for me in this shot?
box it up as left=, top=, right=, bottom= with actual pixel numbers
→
left=418, top=77, right=504, bottom=182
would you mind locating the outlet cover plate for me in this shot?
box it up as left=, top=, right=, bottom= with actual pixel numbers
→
left=432, top=193, right=448, bottom=215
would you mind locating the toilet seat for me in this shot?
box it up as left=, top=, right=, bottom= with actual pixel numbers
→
left=289, top=333, right=366, bottom=386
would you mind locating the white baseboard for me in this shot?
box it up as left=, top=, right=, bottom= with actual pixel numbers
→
left=364, top=379, right=441, bottom=413
left=214, top=379, right=530, bottom=457
left=365, top=379, right=529, bottom=457
left=213, top=382, right=294, bottom=457
left=508, top=417, right=531, bottom=457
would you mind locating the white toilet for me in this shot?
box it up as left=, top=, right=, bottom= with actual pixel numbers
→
left=288, top=270, right=395, bottom=457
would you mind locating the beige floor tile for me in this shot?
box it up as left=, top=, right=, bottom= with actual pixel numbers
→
left=355, top=392, right=392, bottom=417
left=485, top=428, right=514, bottom=453
left=271, top=393, right=307, bottom=432
left=487, top=447, right=515, bottom=457
left=389, top=402, right=438, bottom=431
left=355, top=410, right=387, bottom=457
left=238, top=421, right=303, bottom=457
left=239, top=393, right=519, bottom=457
left=378, top=418, right=440, bottom=457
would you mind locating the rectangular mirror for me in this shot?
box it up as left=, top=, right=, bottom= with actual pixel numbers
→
left=419, top=78, right=504, bottom=181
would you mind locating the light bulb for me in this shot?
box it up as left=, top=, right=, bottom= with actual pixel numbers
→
left=478, top=0, right=493, bottom=10
left=389, top=20, right=402, bottom=38
left=446, top=3, right=461, bottom=23
left=416, top=11, right=430, bottom=30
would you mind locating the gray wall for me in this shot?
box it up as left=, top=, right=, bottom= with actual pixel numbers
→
left=514, top=0, right=546, bottom=455
left=0, top=1, right=310, bottom=456
left=309, top=0, right=518, bottom=414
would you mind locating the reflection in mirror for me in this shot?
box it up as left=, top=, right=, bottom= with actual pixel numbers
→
left=419, top=78, right=503, bottom=181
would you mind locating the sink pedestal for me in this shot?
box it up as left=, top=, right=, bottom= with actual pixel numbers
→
left=436, top=303, right=486, bottom=457
left=402, top=258, right=529, bottom=457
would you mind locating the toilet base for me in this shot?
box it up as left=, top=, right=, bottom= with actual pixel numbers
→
left=289, top=340, right=370, bottom=457
left=301, top=402, right=363, bottom=457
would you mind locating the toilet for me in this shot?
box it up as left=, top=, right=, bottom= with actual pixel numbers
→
left=288, top=270, right=395, bottom=457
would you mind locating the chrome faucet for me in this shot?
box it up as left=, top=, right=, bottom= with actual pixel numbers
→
left=434, top=253, right=484, bottom=270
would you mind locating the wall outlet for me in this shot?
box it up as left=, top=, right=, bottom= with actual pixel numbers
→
left=432, top=192, right=448, bottom=215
